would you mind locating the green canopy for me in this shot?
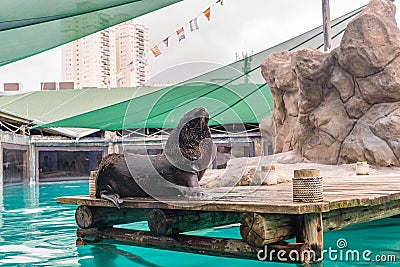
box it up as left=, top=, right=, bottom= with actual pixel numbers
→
left=37, top=5, right=364, bottom=130
left=0, top=87, right=160, bottom=137
left=0, top=0, right=181, bottom=66
left=38, top=83, right=272, bottom=130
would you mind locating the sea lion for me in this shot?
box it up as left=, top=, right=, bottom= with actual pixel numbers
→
left=95, top=107, right=213, bottom=206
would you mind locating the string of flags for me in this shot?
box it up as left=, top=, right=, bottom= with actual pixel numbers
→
left=105, top=0, right=223, bottom=88
left=203, top=7, right=211, bottom=21
left=116, top=69, right=123, bottom=82
left=190, top=18, right=199, bottom=32
left=151, top=46, right=162, bottom=57
left=176, top=27, right=186, bottom=42
left=150, top=0, right=224, bottom=58
left=128, top=61, right=134, bottom=72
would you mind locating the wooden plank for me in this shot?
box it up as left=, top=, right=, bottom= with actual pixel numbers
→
left=57, top=189, right=400, bottom=214
left=327, top=194, right=400, bottom=211
left=57, top=195, right=330, bottom=214
left=239, top=200, right=400, bottom=246
left=58, top=175, right=400, bottom=214
left=147, top=209, right=242, bottom=236
left=323, top=199, right=400, bottom=231
left=76, top=227, right=311, bottom=263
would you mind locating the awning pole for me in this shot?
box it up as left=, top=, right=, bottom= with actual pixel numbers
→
left=322, top=0, right=332, bottom=52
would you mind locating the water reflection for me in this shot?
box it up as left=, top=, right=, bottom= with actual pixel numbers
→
left=0, top=178, right=4, bottom=242
left=95, top=244, right=161, bottom=267
left=0, top=182, right=85, bottom=266
left=24, top=182, right=39, bottom=209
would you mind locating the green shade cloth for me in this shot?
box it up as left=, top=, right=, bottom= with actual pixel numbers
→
left=0, top=87, right=160, bottom=123
left=0, top=87, right=160, bottom=137
left=0, top=0, right=181, bottom=66
left=39, top=83, right=272, bottom=130
left=37, top=5, right=364, bottom=130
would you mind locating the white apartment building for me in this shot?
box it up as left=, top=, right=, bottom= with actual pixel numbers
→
left=116, top=23, right=149, bottom=87
left=62, top=22, right=148, bottom=89
left=62, top=29, right=117, bottom=89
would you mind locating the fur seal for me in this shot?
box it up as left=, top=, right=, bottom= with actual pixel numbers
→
left=95, top=107, right=213, bottom=206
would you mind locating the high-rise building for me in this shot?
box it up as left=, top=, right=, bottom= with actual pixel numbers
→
left=62, top=22, right=148, bottom=89
left=116, top=23, right=149, bottom=87
left=62, top=28, right=117, bottom=89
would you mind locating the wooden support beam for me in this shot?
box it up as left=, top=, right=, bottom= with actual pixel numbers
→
left=240, top=213, right=295, bottom=247
left=241, top=200, right=400, bottom=247
left=323, top=199, right=400, bottom=231
left=296, top=213, right=323, bottom=263
left=75, top=205, right=149, bottom=229
left=147, top=209, right=242, bottom=237
left=77, top=227, right=311, bottom=263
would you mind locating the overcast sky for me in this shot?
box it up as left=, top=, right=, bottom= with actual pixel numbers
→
left=0, top=0, right=398, bottom=90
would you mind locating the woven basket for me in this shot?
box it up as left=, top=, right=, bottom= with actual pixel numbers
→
left=292, top=169, right=323, bottom=202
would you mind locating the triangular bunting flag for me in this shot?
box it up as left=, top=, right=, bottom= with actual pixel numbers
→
left=127, top=61, right=134, bottom=72
left=203, top=7, right=211, bottom=21
left=189, top=18, right=199, bottom=32
left=116, top=69, right=123, bottom=81
left=216, top=0, right=223, bottom=6
left=176, top=27, right=186, bottom=42
left=163, top=37, right=169, bottom=47
left=151, top=45, right=161, bottom=57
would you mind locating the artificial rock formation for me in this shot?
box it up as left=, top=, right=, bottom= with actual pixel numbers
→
left=261, top=0, right=400, bottom=166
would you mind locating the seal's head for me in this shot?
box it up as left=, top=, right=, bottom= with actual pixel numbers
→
left=164, top=107, right=213, bottom=173
left=178, top=107, right=211, bottom=161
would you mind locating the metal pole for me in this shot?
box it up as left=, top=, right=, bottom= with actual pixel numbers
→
left=322, top=0, right=331, bottom=52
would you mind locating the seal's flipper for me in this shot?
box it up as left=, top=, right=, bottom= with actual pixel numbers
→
left=100, top=189, right=123, bottom=208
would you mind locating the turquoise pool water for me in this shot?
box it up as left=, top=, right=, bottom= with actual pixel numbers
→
left=0, top=181, right=399, bottom=266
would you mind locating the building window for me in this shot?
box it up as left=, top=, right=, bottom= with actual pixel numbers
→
left=2, top=144, right=29, bottom=184
left=38, top=150, right=104, bottom=181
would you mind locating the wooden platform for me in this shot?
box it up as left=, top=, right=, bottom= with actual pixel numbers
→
left=58, top=174, right=400, bottom=264
left=58, top=175, right=400, bottom=214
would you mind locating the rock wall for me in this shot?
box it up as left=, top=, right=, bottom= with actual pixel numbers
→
left=261, top=0, right=400, bottom=166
